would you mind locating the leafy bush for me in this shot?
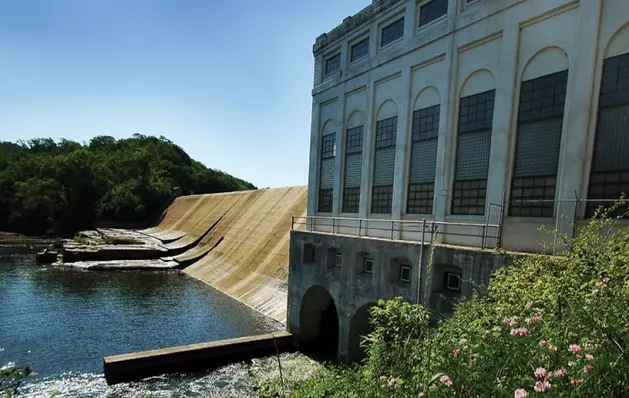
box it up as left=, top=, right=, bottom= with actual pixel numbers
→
left=266, top=208, right=629, bottom=397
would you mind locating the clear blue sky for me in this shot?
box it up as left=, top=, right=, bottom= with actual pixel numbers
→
left=0, top=0, right=366, bottom=188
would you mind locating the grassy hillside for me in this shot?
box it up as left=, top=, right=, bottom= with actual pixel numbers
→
left=0, top=134, right=255, bottom=236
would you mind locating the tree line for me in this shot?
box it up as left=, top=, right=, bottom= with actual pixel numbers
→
left=0, top=134, right=256, bottom=236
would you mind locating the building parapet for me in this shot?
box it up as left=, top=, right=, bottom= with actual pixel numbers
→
left=313, top=0, right=404, bottom=55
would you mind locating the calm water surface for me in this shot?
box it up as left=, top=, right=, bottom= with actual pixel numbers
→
left=0, top=247, right=313, bottom=397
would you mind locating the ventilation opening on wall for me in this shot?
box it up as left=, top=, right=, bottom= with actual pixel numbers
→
left=363, top=258, right=373, bottom=274
left=335, top=252, right=343, bottom=268
left=445, top=272, right=461, bottom=292
left=399, top=265, right=412, bottom=282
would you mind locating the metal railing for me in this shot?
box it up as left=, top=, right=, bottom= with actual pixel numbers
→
left=291, top=215, right=501, bottom=250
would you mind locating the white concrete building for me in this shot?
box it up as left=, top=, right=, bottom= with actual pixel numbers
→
left=306, top=0, right=629, bottom=253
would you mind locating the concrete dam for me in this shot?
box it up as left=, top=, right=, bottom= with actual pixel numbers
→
left=140, top=186, right=308, bottom=324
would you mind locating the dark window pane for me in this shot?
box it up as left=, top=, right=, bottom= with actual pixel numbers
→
left=346, top=126, right=364, bottom=154
left=351, top=38, right=369, bottom=63
left=412, top=105, right=440, bottom=142
left=325, top=53, right=341, bottom=75
left=371, top=185, right=393, bottom=214
left=342, top=187, right=361, bottom=213
left=407, top=183, right=434, bottom=214
left=586, top=170, right=629, bottom=218
left=419, top=0, right=448, bottom=27
left=599, top=53, right=629, bottom=108
left=458, top=90, right=495, bottom=134
left=509, top=175, right=556, bottom=217
left=451, top=179, right=487, bottom=215
left=318, top=189, right=333, bottom=213
left=381, top=17, right=404, bottom=47
left=375, top=116, right=398, bottom=149
left=518, top=70, right=568, bottom=123
left=321, top=133, right=336, bottom=159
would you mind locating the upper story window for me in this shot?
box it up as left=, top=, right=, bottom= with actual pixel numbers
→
left=321, top=133, right=336, bottom=159
left=381, top=17, right=404, bottom=47
left=350, top=38, right=370, bottom=63
left=325, top=53, right=341, bottom=75
left=419, top=0, right=448, bottom=27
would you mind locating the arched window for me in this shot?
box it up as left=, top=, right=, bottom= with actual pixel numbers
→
left=510, top=47, right=569, bottom=218
left=407, top=87, right=440, bottom=214
left=372, top=100, right=398, bottom=214
left=452, top=70, right=495, bottom=216
left=342, top=111, right=364, bottom=213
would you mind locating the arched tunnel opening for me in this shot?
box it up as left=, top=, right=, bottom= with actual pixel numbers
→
left=348, top=303, right=377, bottom=363
left=298, top=285, right=339, bottom=360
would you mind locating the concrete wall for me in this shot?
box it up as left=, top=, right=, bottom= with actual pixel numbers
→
left=287, top=230, right=509, bottom=361
left=141, top=187, right=308, bottom=324
left=307, top=0, right=629, bottom=254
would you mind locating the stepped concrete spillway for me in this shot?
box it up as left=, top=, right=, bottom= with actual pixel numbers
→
left=141, top=186, right=308, bottom=324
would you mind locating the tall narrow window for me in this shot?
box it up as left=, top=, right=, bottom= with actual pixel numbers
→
left=381, top=17, right=404, bottom=47
left=325, top=53, right=341, bottom=76
left=371, top=116, right=397, bottom=214
left=351, top=38, right=369, bottom=63
left=587, top=52, right=629, bottom=217
left=342, top=125, right=364, bottom=213
left=510, top=70, right=568, bottom=217
left=407, top=104, right=439, bottom=214
left=318, top=133, right=336, bottom=212
left=452, top=90, right=495, bottom=215
left=419, top=0, right=448, bottom=27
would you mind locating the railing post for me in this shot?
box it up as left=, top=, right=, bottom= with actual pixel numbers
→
left=358, top=219, right=362, bottom=237
left=332, top=218, right=335, bottom=235
left=421, top=218, right=426, bottom=244
left=498, top=189, right=506, bottom=248
left=390, top=221, right=395, bottom=240
left=481, top=225, right=486, bottom=249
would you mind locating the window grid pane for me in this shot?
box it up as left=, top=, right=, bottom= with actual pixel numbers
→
left=599, top=53, right=629, bottom=109
left=342, top=187, right=361, bottom=213
left=321, top=133, right=336, bottom=159
left=375, top=117, right=398, bottom=149
left=412, top=105, right=440, bottom=142
left=509, top=176, right=556, bottom=217
left=407, top=183, right=434, bottom=214
left=318, top=189, right=333, bottom=213
left=458, top=90, right=495, bottom=134
left=351, top=38, right=369, bottom=63
left=586, top=171, right=629, bottom=218
left=325, top=53, right=341, bottom=75
left=419, top=0, right=448, bottom=27
left=371, top=185, right=393, bottom=214
left=346, top=126, right=364, bottom=154
left=451, top=179, right=487, bottom=215
left=518, top=70, right=568, bottom=124
left=381, top=18, right=404, bottom=47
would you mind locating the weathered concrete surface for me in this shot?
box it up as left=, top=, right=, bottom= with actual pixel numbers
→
left=62, top=229, right=169, bottom=263
left=182, top=186, right=308, bottom=324
left=287, top=230, right=517, bottom=361
left=103, top=331, right=296, bottom=385
left=139, top=195, right=210, bottom=242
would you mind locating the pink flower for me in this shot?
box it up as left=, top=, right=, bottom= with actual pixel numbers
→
left=568, top=361, right=576, bottom=367
left=576, top=354, right=582, bottom=359
left=459, top=338, right=468, bottom=346
left=388, top=378, right=397, bottom=387
left=534, top=380, right=552, bottom=392
left=515, top=388, right=528, bottom=398
left=440, top=375, right=453, bottom=387
left=539, top=339, right=548, bottom=346
left=453, top=348, right=461, bottom=357
left=553, top=368, right=567, bottom=377
left=534, top=367, right=548, bottom=379
left=583, top=365, right=593, bottom=373
left=503, top=316, right=519, bottom=326
left=510, top=327, right=530, bottom=337
left=585, top=354, right=594, bottom=361
left=569, top=344, right=581, bottom=353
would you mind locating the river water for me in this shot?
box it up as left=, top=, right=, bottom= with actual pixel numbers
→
left=0, top=247, right=317, bottom=397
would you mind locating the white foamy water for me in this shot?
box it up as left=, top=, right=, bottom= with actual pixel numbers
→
left=1, top=361, right=15, bottom=370
left=17, top=353, right=319, bottom=398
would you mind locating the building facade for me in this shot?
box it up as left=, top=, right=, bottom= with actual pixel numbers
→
left=286, top=0, right=629, bottom=360
left=305, top=0, right=629, bottom=253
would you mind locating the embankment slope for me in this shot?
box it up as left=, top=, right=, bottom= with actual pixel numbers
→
left=144, top=186, right=308, bottom=324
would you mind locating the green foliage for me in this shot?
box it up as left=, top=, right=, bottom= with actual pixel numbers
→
left=267, top=209, right=629, bottom=397
left=0, top=135, right=256, bottom=236
left=1, top=366, right=31, bottom=397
